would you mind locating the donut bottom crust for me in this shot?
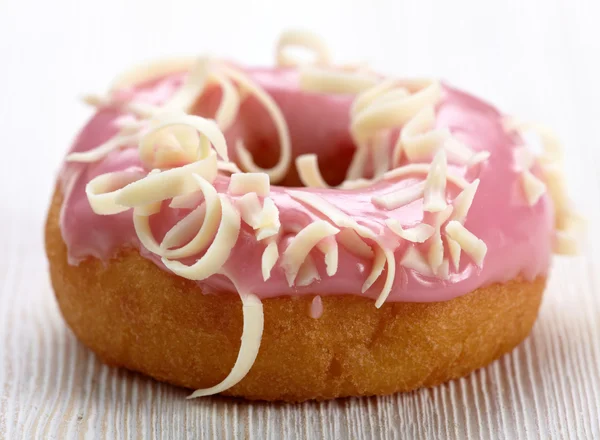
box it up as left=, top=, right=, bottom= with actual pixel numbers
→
left=45, top=191, right=545, bottom=401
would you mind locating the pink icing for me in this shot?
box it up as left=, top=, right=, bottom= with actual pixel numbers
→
left=58, top=67, right=554, bottom=303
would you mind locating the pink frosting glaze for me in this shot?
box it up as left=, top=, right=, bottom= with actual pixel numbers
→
left=58, top=67, right=554, bottom=303
left=309, top=296, right=324, bottom=319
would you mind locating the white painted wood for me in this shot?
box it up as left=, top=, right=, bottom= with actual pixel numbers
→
left=1, top=0, right=599, bottom=437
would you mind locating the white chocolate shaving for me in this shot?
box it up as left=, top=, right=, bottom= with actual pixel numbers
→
left=296, top=254, right=321, bottom=287
left=276, top=29, right=331, bottom=67
left=82, top=93, right=111, bottom=108
left=373, top=246, right=396, bottom=308
left=163, top=62, right=241, bottom=129
left=361, top=245, right=385, bottom=293
left=211, top=72, right=242, bottom=131
left=299, top=66, right=378, bottom=94
left=296, top=154, right=329, bottom=188
left=531, top=125, right=564, bottom=164
left=229, top=173, right=270, bottom=197
left=286, top=190, right=377, bottom=259
left=554, top=231, right=579, bottom=255
left=423, top=150, right=448, bottom=212
left=437, top=259, right=450, bottom=280
left=443, top=137, right=477, bottom=165
left=336, top=228, right=374, bottom=258
left=188, top=293, right=263, bottom=398
left=162, top=195, right=241, bottom=280
left=444, top=237, right=460, bottom=271
left=139, top=124, right=200, bottom=169
left=434, top=205, right=454, bottom=229
left=163, top=57, right=212, bottom=112
left=220, top=66, right=292, bottom=183
left=507, top=120, right=564, bottom=165
left=371, top=132, right=391, bottom=178
left=372, top=181, right=426, bottom=210
left=554, top=214, right=585, bottom=255
left=541, top=164, right=570, bottom=213
left=339, top=178, right=378, bottom=190
left=351, top=79, right=398, bottom=117
left=141, top=112, right=229, bottom=164
left=261, top=241, right=279, bottom=281
left=287, top=191, right=358, bottom=229
left=507, top=118, right=581, bottom=255
left=386, top=220, right=434, bottom=243
left=344, top=144, right=369, bottom=181
left=521, top=170, right=547, bottom=206
left=514, top=146, right=535, bottom=170
left=383, top=163, right=469, bottom=189
left=351, top=80, right=442, bottom=144
left=467, top=151, right=491, bottom=167
left=83, top=94, right=160, bottom=118
left=169, top=191, right=204, bottom=209
left=237, top=192, right=263, bottom=228
left=159, top=204, right=208, bottom=251
left=160, top=176, right=221, bottom=258
left=391, top=135, right=404, bottom=168
left=218, top=160, right=242, bottom=174
left=115, top=117, right=146, bottom=133
left=401, top=106, right=450, bottom=162
left=134, top=200, right=162, bottom=217
left=317, top=237, right=339, bottom=276
left=132, top=175, right=221, bottom=259
left=67, top=132, right=141, bottom=164
left=428, top=232, right=444, bottom=274
left=370, top=88, right=412, bottom=108
left=451, top=179, right=480, bottom=223
left=115, top=153, right=218, bottom=208
left=400, top=246, right=434, bottom=277
left=125, top=101, right=161, bottom=119
left=280, top=221, right=340, bottom=286
left=445, top=221, right=487, bottom=267
left=85, top=170, right=146, bottom=215
left=255, top=197, right=281, bottom=240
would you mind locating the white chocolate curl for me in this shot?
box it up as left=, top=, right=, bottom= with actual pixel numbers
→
left=351, top=80, right=441, bottom=145
left=218, top=66, right=292, bottom=184
left=299, top=66, right=378, bottom=95
left=163, top=194, right=241, bottom=280
left=188, top=292, right=264, bottom=398
left=139, top=112, right=229, bottom=167
left=281, top=221, right=340, bottom=286
left=276, top=29, right=331, bottom=67
left=507, top=118, right=582, bottom=254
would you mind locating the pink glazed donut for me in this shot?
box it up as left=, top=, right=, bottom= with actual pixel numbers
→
left=45, top=31, right=581, bottom=401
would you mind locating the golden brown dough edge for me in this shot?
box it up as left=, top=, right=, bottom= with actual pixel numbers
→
left=45, top=190, right=545, bottom=401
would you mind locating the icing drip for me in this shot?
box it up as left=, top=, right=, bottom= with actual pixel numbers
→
left=309, top=295, right=324, bottom=319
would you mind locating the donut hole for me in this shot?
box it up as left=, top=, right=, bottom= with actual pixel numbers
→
left=244, top=134, right=357, bottom=188
left=192, top=78, right=358, bottom=188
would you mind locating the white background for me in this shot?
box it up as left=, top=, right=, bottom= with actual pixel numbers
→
left=1, top=0, right=599, bottom=438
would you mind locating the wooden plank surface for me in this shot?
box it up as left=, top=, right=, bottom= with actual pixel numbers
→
left=1, top=0, right=599, bottom=438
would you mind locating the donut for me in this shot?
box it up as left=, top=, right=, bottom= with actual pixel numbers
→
left=46, top=30, right=582, bottom=401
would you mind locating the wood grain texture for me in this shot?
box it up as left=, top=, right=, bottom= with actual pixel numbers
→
left=1, top=0, right=599, bottom=438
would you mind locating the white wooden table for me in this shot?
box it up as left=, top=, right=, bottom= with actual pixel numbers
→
left=1, top=0, right=599, bottom=438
